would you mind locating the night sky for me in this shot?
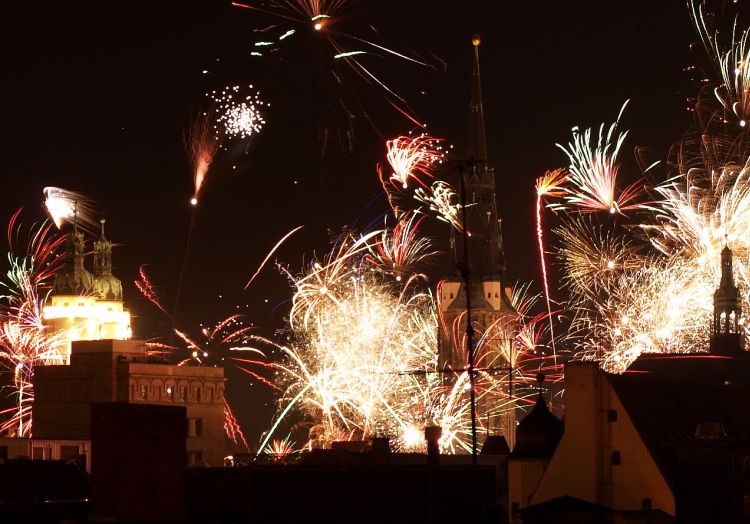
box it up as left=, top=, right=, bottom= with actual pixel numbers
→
left=2, top=0, right=698, bottom=444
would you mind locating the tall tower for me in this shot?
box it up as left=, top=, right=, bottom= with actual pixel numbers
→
left=44, top=221, right=131, bottom=360
left=710, top=245, right=744, bottom=356
left=438, top=35, right=518, bottom=449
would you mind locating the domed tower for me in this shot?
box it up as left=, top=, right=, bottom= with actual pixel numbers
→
left=710, top=244, right=744, bottom=356
left=510, top=394, right=563, bottom=459
left=52, top=225, right=94, bottom=296
left=44, top=220, right=131, bottom=361
left=508, top=382, right=563, bottom=516
left=93, top=219, right=123, bottom=301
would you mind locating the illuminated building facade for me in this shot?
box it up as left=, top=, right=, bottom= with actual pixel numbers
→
left=438, top=36, right=518, bottom=448
left=43, top=220, right=131, bottom=361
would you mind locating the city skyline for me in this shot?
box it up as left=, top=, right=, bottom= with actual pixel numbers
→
left=2, top=0, right=698, bottom=443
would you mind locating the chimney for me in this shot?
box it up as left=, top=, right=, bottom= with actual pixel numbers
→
left=371, top=437, right=390, bottom=465
left=425, top=426, right=442, bottom=466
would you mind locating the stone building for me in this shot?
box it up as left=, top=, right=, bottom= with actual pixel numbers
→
left=33, top=339, right=226, bottom=466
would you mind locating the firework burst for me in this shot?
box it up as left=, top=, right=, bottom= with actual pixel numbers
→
left=547, top=4, right=750, bottom=372
left=0, top=211, right=68, bottom=436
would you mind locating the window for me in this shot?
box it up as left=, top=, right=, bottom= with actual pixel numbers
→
left=140, top=385, right=147, bottom=400
left=611, top=451, right=621, bottom=465
left=180, top=387, right=187, bottom=402
left=188, top=419, right=203, bottom=437
left=167, top=387, right=174, bottom=401
left=607, top=410, right=618, bottom=422
left=195, top=388, right=201, bottom=402
left=188, top=451, right=203, bottom=468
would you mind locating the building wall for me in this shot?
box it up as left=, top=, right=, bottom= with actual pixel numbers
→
left=533, top=361, right=600, bottom=504
left=508, top=458, right=547, bottom=514
left=530, top=361, right=674, bottom=515
left=90, top=403, right=185, bottom=521
left=601, top=380, right=674, bottom=513
left=33, top=339, right=226, bottom=466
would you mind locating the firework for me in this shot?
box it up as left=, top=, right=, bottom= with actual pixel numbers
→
left=690, top=0, right=750, bottom=126
left=546, top=3, right=750, bottom=372
left=43, top=187, right=99, bottom=231
left=414, top=180, right=463, bottom=232
left=232, top=0, right=430, bottom=130
left=535, top=169, right=568, bottom=354
left=380, top=134, right=446, bottom=191
left=185, top=111, right=221, bottom=206
left=366, top=212, right=439, bottom=281
left=209, top=85, right=268, bottom=140
left=554, top=102, right=644, bottom=215
left=0, top=211, right=68, bottom=436
left=244, top=223, right=547, bottom=454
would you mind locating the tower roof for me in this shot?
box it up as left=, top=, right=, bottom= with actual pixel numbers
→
left=53, top=225, right=94, bottom=296
left=510, top=393, right=563, bottom=458
left=93, top=219, right=123, bottom=301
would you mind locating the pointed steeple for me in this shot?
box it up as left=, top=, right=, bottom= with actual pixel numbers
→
left=468, top=34, right=488, bottom=171
left=451, top=34, right=508, bottom=286
left=93, top=219, right=112, bottom=277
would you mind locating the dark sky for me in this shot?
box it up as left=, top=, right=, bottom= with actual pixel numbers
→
left=2, top=0, right=698, bottom=444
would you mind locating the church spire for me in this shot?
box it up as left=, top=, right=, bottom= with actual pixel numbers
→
left=710, top=244, right=744, bottom=355
left=93, top=219, right=112, bottom=277
left=468, top=34, right=488, bottom=171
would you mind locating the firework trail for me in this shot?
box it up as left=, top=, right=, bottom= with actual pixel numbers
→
left=224, top=398, right=250, bottom=452
left=185, top=111, right=222, bottom=207
left=535, top=169, right=568, bottom=357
